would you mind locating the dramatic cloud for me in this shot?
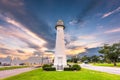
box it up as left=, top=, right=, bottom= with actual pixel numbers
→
left=0, top=47, right=33, bottom=59
left=78, top=47, right=100, bottom=57
left=79, top=35, right=96, bottom=40
left=0, top=0, right=56, bottom=59
left=0, top=14, right=49, bottom=59
left=85, top=42, right=103, bottom=48
left=69, top=19, right=78, bottom=25
left=17, top=50, right=25, bottom=53
left=64, top=33, right=79, bottom=46
left=102, top=6, right=120, bottom=18
left=69, top=0, right=102, bottom=25
left=0, top=0, right=120, bottom=60
left=66, top=46, right=86, bottom=55
left=0, top=0, right=55, bottom=49
left=104, top=27, right=120, bottom=34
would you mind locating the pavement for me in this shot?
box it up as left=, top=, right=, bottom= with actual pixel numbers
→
left=0, top=67, right=35, bottom=79
left=1, top=64, right=120, bottom=79
left=80, top=64, right=120, bottom=75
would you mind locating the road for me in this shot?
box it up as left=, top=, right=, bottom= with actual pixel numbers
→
left=0, top=67, right=35, bottom=79
left=80, top=64, right=120, bottom=75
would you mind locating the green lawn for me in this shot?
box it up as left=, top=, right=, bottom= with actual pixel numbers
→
left=3, top=68, right=120, bottom=80
left=0, top=66, right=28, bottom=71
left=93, top=63, right=120, bottom=67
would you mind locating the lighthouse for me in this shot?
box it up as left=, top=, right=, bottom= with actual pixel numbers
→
left=54, top=20, right=67, bottom=71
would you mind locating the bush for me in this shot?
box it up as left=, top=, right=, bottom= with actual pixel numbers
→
left=72, top=64, right=81, bottom=71
left=43, top=67, right=56, bottom=71
left=42, top=64, right=56, bottom=71
left=42, top=64, right=52, bottom=69
left=64, top=67, right=73, bottom=71
left=64, top=64, right=81, bottom=71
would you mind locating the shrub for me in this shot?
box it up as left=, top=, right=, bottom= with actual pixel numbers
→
left=43, top=67, right=56, bottom=71
left=64, top=67, right=73, bottom=71
left=42, top=64, right=56, bottom=71
left=72, top=64, right=81, bottom=71
left=64, top=64, right=81, bottom=71
left=42, top=64, right=51, bottom=69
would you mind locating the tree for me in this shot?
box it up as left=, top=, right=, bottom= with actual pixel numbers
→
left=81, top=55, right=90, bottom=62
left=71, top=56, right=78, bottom=63
left=67, top=56, right=79, bottom=63
left=91, top=55, right=99, bottom=63
left=98, top=55, right=105, bottom=63
left=110, top=42, right=120, bottom=66
left=99, top=43, right=120, bottom=66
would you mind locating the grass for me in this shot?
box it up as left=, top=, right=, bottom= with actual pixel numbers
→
left=0, top=66, right=28, bottom=71
left=2, top=68, right=120, bottom=80
left=92, top=63, right=120, bottom=67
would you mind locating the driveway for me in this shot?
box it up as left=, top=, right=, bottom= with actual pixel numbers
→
left=80, top=64, right=120, bottom=75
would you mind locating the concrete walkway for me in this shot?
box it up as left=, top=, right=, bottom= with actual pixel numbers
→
left=80, top=64, right=120, bottom=75
left=0, top=67, right=35, bottom=79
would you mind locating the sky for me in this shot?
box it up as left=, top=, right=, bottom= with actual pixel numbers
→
left=0, top=0, right=120, bottom=59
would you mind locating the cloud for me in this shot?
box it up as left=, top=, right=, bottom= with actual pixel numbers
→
left=0, top=0, right=25, bottom=15
left=102, top=6, right=120, bottom=18
left=0, top=0, right=57, bottom=60
left=17, top=50, right=25, bottom=53
left=70, top=0, right=102, bottom=25
left=64, top=33, right=79, bottom=47
left=85, top=42, right=103, bottom=48
left=1, top=0, right=24, bottom=6
left=65, top=33, right=101, bottom=54
left=0, top=53, right=7, bottom=58
left=65, top=33, right=104, bottom=53
left=68, top=41, right=86, bottom=47
left=66, top=46, right=86, bottom=55
left=64, top=33, right=87, bottom=55
left=79, top=35, right=96, bottom=40
left=0, top=48, right=10, bottom=54
left=78, top=47, right=100, bottom=57
left=69, top=19, right=78, bottom=25
left=0, top=14, right=50, bottom=59
left=0, top=48, right=31, bottom=56
left=0, top=0, right=56, bottom=49
left=0, top=47, right=34, bottom=59
left=104, top=27, right=120, bottom=34
left=0, top=0, right=119, bottom=59
left=6, top=17, right=46, bottom=44
left=0, top=15, right=47, bottom=46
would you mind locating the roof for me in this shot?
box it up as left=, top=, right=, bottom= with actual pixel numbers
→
left=55, top=20, right=65, bottom=29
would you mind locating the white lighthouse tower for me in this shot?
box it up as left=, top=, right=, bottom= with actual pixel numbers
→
left=54, top=20, right=67, bottom=71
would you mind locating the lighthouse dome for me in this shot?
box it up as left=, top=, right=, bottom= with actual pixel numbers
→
left=57, top=20, right=64, bottom=25
left=55, top=20, right=65, bottom=29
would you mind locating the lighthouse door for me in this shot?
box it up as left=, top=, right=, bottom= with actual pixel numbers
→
left=57, top=57, right=63, bottom=70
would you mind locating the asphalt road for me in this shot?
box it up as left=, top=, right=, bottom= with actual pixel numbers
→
left=80, top=64, right=120, bottom=75
left=0, top=67, right=35, bottom=79
left=1, top=64, right=120, bottom=79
